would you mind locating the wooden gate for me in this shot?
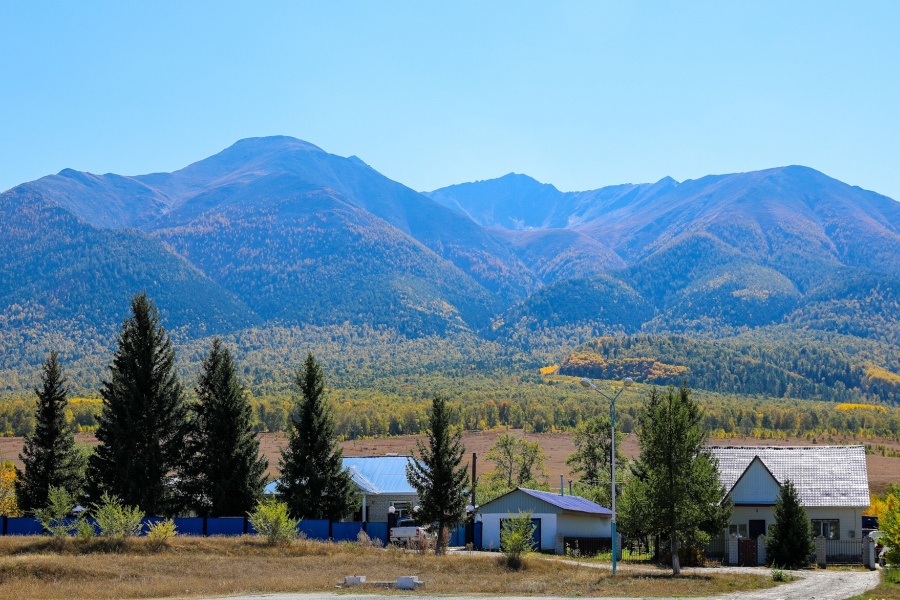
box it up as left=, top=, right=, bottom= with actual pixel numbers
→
left=738, top=538, right=758, bottom=566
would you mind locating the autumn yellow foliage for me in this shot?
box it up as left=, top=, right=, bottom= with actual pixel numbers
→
left=867, top=366, right=900, bottom=386
left=538, top=365, right=559, bottom=376
left=0, top=461, right=20, bottom=516
left=835, top=403, right=887, bottom=412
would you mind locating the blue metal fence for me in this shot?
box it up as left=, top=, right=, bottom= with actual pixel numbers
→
left=364, top=521, right=389, bottom=546
left=206, top=517, right=245, bottom=536
left=332, top=521, right=363, bottom=542
left=0, top=515, right=483, bottom=548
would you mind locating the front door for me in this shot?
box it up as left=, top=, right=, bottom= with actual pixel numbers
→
left=531, top=518, right=542, bottom=551
left=749, top=520, right=766, bottom=539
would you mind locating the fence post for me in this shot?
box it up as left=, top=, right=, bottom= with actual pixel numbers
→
left=757, top=536, right=767, bottom=566
left=815, top=536, right=827, bottom=568
left=864, top=536, right=876, bottom=570
left=728, top=534, right=739, bottom=565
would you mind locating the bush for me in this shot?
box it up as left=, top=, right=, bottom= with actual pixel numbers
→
left=771, top=568, right=792, bottom=582
left=248, top=497, right=299, bottom=545
left=75, top=517, right=96, bottom=539
left=92, top=493, right=144, bottom=538
left=500, top=511, right=536, bottom=570
left=356, top=529, right=383, bottom=548
left=34, top=486, right=78, bottom=538
left=147, top=519, right=178, bottom=550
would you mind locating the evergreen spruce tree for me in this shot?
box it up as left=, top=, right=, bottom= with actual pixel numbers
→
left=767, top=479, right=814, bottom=568
left=406, top=394, right=469, bottom=556
left=278, top=353, right=354, bottom=521
left=86, top=293, right=188, bottom=516
left=618, top=385, right=731, bottom=575
left=184, top=338, right=267, bottom=517
left=15, top=350, right=84, bottom=513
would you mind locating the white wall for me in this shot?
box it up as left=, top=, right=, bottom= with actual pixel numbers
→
left=557, top=513, right=611, bottom=538
left=727, top=505, right=863, bottom=540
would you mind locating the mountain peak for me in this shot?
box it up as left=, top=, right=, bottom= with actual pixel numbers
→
left=223, top=135, right=326, bottom=155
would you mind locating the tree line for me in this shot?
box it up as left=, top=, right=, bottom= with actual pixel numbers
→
left=7, top=293, right=363, bottom=522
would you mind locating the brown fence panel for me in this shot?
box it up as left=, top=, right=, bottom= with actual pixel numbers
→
left=563, top=537, right=612, bottom=556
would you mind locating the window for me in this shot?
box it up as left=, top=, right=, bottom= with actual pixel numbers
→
left=811, top=519, right=840, bottom=540
left=392, top=502, right=411, bottom=519
left=728, top=524, right=748, bottom=537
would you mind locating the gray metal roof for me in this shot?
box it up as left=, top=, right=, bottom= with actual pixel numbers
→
left=707, top=445, right=869, bottom=508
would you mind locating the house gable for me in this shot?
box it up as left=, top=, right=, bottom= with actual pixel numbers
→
left=728, top=456, right=781, bottom=505
left=708, top=445, right=869, bottom=508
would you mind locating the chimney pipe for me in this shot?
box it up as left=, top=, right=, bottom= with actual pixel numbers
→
left=560, top=474, right=564, bottom=496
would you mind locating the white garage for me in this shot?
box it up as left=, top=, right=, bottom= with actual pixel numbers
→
left=478, top=487, right=612, bottom=554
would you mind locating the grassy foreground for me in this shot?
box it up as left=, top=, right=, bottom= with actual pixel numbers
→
left=0, top=536, right=778, bottom=599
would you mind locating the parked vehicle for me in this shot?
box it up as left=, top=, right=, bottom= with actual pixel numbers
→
left=389, top=518, right=432, bottom=545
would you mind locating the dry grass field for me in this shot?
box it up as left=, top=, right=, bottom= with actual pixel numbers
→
left=2, top=428, right=899, bottom=492
left=0, top=536, right=778, bottom=600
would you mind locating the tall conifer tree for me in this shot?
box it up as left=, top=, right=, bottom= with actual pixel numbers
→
left=87, top=293, right=188, bottom=516
left=406, top=394, right=469, bottom=556
left=618, top=385, right=730, bottom=575
left=15, top=350, right=84, bottom=512
left=184, top=338, right=267, bottom=517
left=767, top=479, right=814, bottom=568
left=278, top=353, right=354, bottom=521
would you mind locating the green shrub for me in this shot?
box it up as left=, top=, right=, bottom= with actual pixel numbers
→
left=92, top=492, right=144, bottom=538
left=771, top=568, right=792, bottom=582
left=75, top=517, right=96, bottom=539
left=147, top=518, right=177, bottom=550
left=248, top=497, right=299, bottom=545
left=500, top=511, right=536, bottom=570
left=34, top=486, right=78, bottom=538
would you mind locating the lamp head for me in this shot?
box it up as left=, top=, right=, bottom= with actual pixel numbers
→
left=580, top=378, right=595, bottom=390
left=623, top=377, right=634, bottom=388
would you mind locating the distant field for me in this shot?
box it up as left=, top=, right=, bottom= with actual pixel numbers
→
left=2, top=428, right=898, bottom=494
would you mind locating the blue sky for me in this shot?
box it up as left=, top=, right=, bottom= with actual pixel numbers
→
left=2, top=1, right=899, bottom=199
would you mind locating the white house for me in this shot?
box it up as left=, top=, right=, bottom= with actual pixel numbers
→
left=477, top=487, right=612, bottom=554
left=708, top=445, right=870, bottom=542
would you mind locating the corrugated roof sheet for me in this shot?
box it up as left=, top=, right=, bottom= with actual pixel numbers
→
left=343, top=456, right=417, bottom=495
left=707, top=445, right=869, bottom=508
left=519, top=488, right=613, bottom=515
left=264, top=455, right=418, bottom=496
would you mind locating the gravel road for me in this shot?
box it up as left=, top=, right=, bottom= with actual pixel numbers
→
left=203, top=562, right=880, bottom=600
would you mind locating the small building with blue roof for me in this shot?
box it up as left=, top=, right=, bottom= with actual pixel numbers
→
left=478, top=487, right=612, bottom=554
left=265, top=455, right=419, bottom=523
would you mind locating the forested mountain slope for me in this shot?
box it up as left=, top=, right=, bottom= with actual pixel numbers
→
left=1, top=137, right=898, bottom=403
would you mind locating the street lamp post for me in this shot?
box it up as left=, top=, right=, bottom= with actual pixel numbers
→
left=580, top=376, right=633, bottom=575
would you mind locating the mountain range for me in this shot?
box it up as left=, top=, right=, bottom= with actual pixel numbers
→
left=1, top=136, right=898, bottom=399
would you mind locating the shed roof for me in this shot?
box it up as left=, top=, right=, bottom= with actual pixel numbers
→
left=480, top=487, right=612, bottom=516
left=520, top=488, right=613, bottom=515
left=265, top=455, right=417, bottom=496
left=707, top=445, right=869, bottom=508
